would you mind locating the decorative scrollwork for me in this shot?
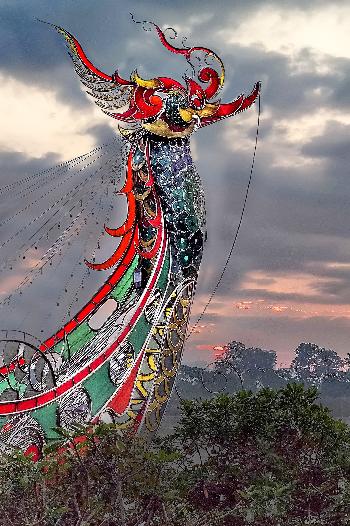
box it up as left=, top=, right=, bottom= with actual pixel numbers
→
left=109, top=341, right=135, bottom=387
left=0, top=330, right=60, bottom=400
left=0, top=414, right=44, bottom=460
left=58, top=387, right=92, bottom=431
left=145, top=280, right=194, bottom=433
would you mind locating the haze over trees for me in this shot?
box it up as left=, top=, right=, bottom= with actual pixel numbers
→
left=161, top=341, right=350, bottom=431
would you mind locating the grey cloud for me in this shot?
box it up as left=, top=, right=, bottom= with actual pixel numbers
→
left=85, top=123, right=118, bottom=146
left=236, top=288, right=343, bottom=305
left=302, top=121, right=350, bottom=160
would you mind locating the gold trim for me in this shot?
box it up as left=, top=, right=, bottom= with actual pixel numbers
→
left=131, top=70, right=161, bottom=89
left=142, top=120, right=195, bottom=138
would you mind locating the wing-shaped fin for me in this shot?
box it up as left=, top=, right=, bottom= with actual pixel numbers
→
left=44, top=21, right=133, bottom=115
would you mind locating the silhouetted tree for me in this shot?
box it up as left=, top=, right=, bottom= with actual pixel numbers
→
left=214, top=341, right=284, bottom=390
left=291, top=342, right=344, bottom=385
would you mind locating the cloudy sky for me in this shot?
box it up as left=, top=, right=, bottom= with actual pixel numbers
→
left=1, top=0, right=350, bottom=366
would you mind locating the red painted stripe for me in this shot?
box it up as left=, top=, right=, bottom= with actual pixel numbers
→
left=40, top=336, right=56, bottom=351
left=17, top=398, right=37, bottom=411
left=0, top=402, right=16, bottom=415
left=55, top=384, right=68, bottom=397
left=55, top=329, right=65, bottom=341
left=36, top=390, right=56, bottom=406
left=65, top=30, right=113, bottom=82
left=73, top=368, right=90, bottom=383
left=107, top=353, right=143, bottom=415
left=91, top=283, right=113, bottom=305
left=64, top=319, right=78, bottom=334
left=76, top=302, right=95, bottom=323
left=0, top=357, right=27, bottom=377
left=89, top=353, right=106, bottom=372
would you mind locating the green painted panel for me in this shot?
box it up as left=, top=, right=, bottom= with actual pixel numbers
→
left=52, top=322, right=93, bottom=359
left=110, top=254, right=139, bottom=302
left=128, top=313, right=152, bottom=356
left=51, top=257, right=140, bottom=359
left=53, top=339, right=66, bottom=356
left=66, top=322, right=93, bottom=358
left=157, top=249, right=170, bottom=291
left=0, top=379, right=10, bottom=396
left=32, top=402, right=60, bottom=441
left=83, top=363, right=116, bottom=415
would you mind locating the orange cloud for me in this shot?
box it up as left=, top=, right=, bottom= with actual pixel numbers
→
left=235, top=301, right=253, bottom=310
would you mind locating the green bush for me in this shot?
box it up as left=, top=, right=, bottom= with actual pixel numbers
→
left=1, top=384, right=350, bottom=525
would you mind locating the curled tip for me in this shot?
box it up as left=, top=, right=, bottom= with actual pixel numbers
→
left=129, top=12, right=154, bottom=32
left=131, top=70, right=161, bottom=89
left=84, top=258, right=102, bottom=271
left=84, top=257, right=93, bottom=268
left=103, top=223, right=115, bottom=235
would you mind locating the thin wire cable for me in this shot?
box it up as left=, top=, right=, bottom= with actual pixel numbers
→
left=13, top=148, right=99, bottom=200
left=0, top=150, right=91, bottom=197
left=17, top=180, right=109, bottom=290
left=0, top=139, right=119, bottom=196
left=64, top=202, right=107, bottom=322
left=59, top=178, right=113, bottom=322
left=34, top=184, right=112, bottom=331
left=0, top=149, right=115, bottom=251
left=187, top=94, right=261, bottom=340
left=0, top=179, right=113, bottom=307
left=0, top=148, right=114, bottom=230
left=0, top=155, right=116, bottom=271
left=62, top=165, right=123, bottom=324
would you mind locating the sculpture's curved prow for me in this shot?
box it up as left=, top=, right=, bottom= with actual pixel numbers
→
left=0, top=22, right=260, bottom=459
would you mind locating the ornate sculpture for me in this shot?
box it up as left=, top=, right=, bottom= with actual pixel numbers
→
left=0, top=22, right=260, bottom=459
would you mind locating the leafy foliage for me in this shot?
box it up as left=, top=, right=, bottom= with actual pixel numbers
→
left=170, top=384, right=350, bottom=525
left=1, top=384, right=350, bottom=525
